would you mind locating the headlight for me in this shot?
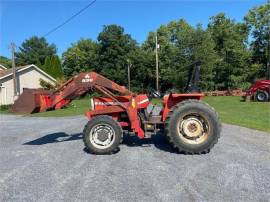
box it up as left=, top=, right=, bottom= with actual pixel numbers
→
left=90, top=98, right=95, bottom=110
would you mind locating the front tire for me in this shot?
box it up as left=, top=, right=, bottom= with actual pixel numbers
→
left=255, top=90, right=269, bottom=102
left=165, top=100, right=221, bottom=154
left=83, top=115, right=123, bottom=154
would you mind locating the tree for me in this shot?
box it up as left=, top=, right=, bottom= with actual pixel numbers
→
left=127, top=47, right=156, bottom=92
left=0, top=56, right=11, bottom=68
left=208, top=13, right=251, bottom=89
left=245, top=1, right=270, bottom=79
left=15, top=36, right=56, bottom=66
left=190, top=24, right=219, bottom=90
left=143, top=19, right=218, bottom=92
left=42, top=55, right=63, bottom=79
left=51, top=55, right=63, bottom=79
left=62, top=39, right=99, bottom=78
left=97, top=25, right=138, bottom=85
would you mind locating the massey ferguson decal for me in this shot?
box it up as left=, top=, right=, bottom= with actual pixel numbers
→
left=94, top=101, right=119, bottom=106
left=82, top=74, right=93, bottom=83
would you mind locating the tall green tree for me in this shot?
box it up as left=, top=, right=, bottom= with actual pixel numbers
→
left=127, top=47, right=156, bottom=92
left=51, top=55, right=63, bottom=79
left=191, top=24, right=219, bottom=90
left=208, top=13, right=251, bottom=89
left=62, top=39, right=99, bottom=78
left=0, top=56, right=11, bottom=68
left=245, top=1, right=270, bottom=79
left=97, top=25, right=138, bottom=85
left=42, top=55, right=63, bottom=79
left=143, top=19, right=218, bottom=92
left=15, top=36, right=56, bottom=66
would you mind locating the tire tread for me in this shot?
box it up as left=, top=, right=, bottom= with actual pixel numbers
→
left=165, top=99, right=221, bottom=154
left=83, top=115, right=123, bottom=154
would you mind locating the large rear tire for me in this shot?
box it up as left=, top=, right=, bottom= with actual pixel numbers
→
left=83, top=115, right=123, bottom=154
left=165, top=100, right=221, bottom=154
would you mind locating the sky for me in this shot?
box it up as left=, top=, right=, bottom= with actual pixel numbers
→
left=0, top=0, right=266, bottom=58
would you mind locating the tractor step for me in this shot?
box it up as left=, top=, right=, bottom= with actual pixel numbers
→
left=143, top=115, right=162, bottom=136
left=145, top=115, right=162, bottom=124
left=144, top=132, right=153, bottom=138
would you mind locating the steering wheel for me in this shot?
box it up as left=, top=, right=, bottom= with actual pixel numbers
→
left=148, top=89, right=162, bottom=99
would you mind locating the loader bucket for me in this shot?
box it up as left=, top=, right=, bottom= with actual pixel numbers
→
left=11, top=88, right=52, bottom=114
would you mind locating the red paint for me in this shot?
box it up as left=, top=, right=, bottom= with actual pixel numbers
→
left=162, top=93, right=204, bottom=122
left=88, top=95, right=147, bottom=138
left=13, top=72, right=205, bottom=139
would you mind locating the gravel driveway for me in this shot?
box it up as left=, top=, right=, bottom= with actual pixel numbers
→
left=0, top=114, right=269, bottom=202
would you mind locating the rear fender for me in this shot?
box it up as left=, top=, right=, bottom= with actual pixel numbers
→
left=162, top=93, right=204, bottom=122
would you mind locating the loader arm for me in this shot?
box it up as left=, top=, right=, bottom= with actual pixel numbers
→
left=11, top=71, right=133, bottom=113
left=50, top=72, right=133, bottom=109
left=11, top=71, right=144, bottom=138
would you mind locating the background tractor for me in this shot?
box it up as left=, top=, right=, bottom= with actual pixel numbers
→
left=12, top=72, right=221, bottom=154
left=244, top=80, right=270, bottom=102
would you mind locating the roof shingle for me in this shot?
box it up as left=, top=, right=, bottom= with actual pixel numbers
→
left=0, top=65, right=31, bottom=78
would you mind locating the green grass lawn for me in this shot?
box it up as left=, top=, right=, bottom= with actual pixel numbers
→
left=0, top=99, right=91, bottom=117
left=204, top=96, right=270, bottom=132
left=1, top=96, right=269, bottom=132
left=153, top=96, right=269, bottom=132
left=0, top=105, right=11, bottom=114
left=32, top=99, right=91, bottom=117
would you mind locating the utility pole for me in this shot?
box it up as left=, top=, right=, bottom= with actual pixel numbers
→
left=267, top=42, right=270, bottom=80
left=155, top=32, right=159, bottom=92
left=127, top=60, right=132, bottom=91
left=10, top=42, right=17, bottom=98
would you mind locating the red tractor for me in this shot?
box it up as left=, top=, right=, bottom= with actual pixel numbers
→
left=12, top=72, right=221, bottom=154
left=244, top=80, right=270, bottom=102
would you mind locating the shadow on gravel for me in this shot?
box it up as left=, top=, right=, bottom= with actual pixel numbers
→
left=23, top=132, right=82, bottom=145
left=122, top=133, right=178, bottom=154
left=83, top=147, right=120, bottom=155
left=23, top=132, right=178, bottom=154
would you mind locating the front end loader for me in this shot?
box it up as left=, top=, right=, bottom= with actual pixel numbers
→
left=12, top=72, right=221, bottom=154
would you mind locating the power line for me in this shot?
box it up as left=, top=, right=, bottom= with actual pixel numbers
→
left=43, top=0, right=97, bottom=37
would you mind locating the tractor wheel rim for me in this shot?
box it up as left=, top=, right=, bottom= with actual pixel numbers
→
left=89, top=124, right=115, bottom=149
left=177, top=114, right=209, bottom=145
left=257, top=93, right=265, bottom=101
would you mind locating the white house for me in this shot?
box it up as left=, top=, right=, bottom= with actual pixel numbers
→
left=0, top=64, right=56, bottom=105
